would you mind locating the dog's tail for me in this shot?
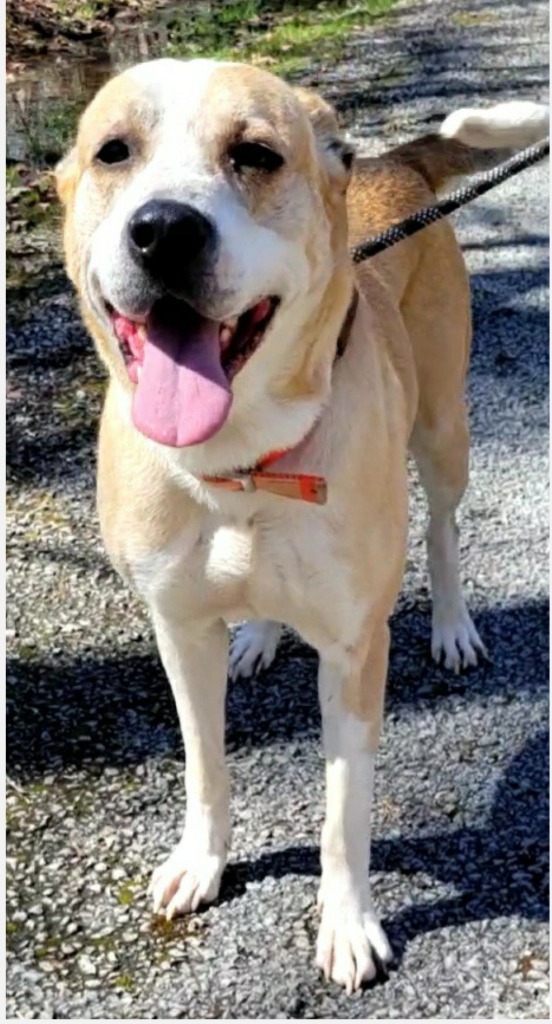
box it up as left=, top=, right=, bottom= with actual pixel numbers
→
left=384, top=100, right=549, bottom=192
left=440, top=100, right=549, bottom=149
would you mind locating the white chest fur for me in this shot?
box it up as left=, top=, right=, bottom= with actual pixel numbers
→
left=131, top=497, right=363, bottom=657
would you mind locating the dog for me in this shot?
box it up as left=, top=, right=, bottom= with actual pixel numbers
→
left=56, top=58, right=548, bottom=992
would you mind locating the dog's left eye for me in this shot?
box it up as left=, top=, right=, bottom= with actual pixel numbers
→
left=96, top=139, right=131, bottom=165
left=229, top=142, right=284, bottom=173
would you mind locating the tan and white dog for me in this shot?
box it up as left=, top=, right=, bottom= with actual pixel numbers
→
left=56, top=59, right=548, bottom=992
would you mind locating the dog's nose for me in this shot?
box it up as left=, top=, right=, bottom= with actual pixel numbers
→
left=127, top=200, right=214, bottom=284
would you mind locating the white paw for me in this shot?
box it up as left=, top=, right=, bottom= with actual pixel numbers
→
left=316, top=891, right=393, bottom=993
left=148, top=842, right=226, bottom=919
left=229, top=621, right=281, bottom=681
left=431, top=604, right=487, bottom=673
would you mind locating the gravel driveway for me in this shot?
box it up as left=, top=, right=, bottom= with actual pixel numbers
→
left=6, top=0, right=549, bottom=1018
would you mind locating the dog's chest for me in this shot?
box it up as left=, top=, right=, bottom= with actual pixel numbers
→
left=133, top=505, right=353, bottom=644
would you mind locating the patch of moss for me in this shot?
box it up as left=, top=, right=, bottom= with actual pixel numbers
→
left=27, top=781, right=48, bottom=794
left=90, top=932, right=118, bottom=951
left=452, top=11, right=497, bottom=26
left=35, top=935, right=63, bottom=959
left=114, top=972, right=135, bottom=991
left=17, top=643, right=39, bottom=661
left=148, top=915, right=177, bottom=940
left=120, top=776, right=140, bottom=793
left=117, top=879, right=141, bottom=906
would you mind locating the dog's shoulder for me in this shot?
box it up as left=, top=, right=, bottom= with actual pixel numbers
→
left=97, top=381, right=200, bottom=574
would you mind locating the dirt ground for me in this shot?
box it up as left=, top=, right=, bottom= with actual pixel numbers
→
left=6, top=0, right=168, bottom=64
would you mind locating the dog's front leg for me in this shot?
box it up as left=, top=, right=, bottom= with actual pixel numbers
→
left=148, top=614, right=230, bottom=918
left=316, top=624, right=393, bottom=992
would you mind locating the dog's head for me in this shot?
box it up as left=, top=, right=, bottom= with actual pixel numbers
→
left=57, top=59, right=355, bottom=460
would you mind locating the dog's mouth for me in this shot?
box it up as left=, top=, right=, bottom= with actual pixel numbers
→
left=108, top=294, right=279, bottom=447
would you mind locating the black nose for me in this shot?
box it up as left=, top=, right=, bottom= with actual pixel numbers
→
left=127, top=200, right=214, bottom=286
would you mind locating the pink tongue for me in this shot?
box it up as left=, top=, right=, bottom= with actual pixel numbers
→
left=131, top=300, right=233, bottom=447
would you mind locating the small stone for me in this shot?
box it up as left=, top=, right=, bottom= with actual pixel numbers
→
left=38, top=961, right=57, bottom=973
left=78, top=955, right=97, bottom=977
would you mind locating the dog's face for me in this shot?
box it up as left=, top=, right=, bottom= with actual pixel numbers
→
left=57, top=59, right=353, bottom=452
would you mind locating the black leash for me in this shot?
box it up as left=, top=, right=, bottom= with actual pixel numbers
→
left=351, top=137, right=550, bottom=263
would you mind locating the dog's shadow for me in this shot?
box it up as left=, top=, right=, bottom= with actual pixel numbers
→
left=217, top=728, right=549, bottom=965
left=6, top=592, right=548, bottom=964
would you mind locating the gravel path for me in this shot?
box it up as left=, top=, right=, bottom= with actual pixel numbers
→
left=6, top=0, right=549, bottom=1018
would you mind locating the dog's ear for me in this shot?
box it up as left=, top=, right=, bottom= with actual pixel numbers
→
left=294, top=87, right=355, bottom=191
left=55, top=147, right=79, bottom=207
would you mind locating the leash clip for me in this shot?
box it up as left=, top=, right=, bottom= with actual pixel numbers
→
left=203, top=470, right=327, bottom=504
left=202, top=472, right=256, bottom=494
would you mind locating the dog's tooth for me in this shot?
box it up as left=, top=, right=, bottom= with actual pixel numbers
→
left=221, top=318, right=238, bottom=335
left=136, top=364, right=143, bottom=382
left=220, top=326, right=233, bottom=349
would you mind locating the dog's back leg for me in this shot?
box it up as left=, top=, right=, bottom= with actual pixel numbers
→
left=400, top=223, right=486, bottom=671
left=229, top=620, right=282, bottom=681
left=410, top=402, right=486, bottom=671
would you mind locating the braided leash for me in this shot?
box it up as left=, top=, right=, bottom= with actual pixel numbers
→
left=351, top=137, right=550, bottom=263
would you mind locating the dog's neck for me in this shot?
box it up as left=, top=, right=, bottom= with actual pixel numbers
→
left=334, top=286, right=359, bottom=360
left=200, top=286, right=359, bottom=504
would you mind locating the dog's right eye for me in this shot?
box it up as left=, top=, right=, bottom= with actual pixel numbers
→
left=96, top=139, right=131, bottom=165
left=228, top=142, right=284, bottom=174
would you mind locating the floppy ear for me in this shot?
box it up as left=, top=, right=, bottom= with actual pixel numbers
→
left=294, top=87, right=355, bottom=192
left=55, top=147, right=79, bottom=207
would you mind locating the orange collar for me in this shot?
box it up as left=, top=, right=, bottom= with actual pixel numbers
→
left=203, top=455, right=328, bottom=504
left=203, top=288, right=358, bottom=505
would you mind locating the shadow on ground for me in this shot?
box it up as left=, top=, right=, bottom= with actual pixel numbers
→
left=331, top=5, right=548, bottom=129
left=218, top=728, right=549, bottom=960
left=7, top=595, right=548, bottom=776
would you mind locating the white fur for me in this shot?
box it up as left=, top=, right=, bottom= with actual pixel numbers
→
left=316, top=675, right=392, bottom=992
left=229, top=620, right=282, bottom=680
left=428, top=511, right=487, bottom=672
left=148, top=612, right=230, bottom=918
left=440, top=100, right=549, bottom=149
left=412, top=426, right=487, bottom=673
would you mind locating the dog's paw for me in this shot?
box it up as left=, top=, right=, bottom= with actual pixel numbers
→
left=229, top=620, right=282, bottom=681
left=149, top=843, right=226, bottom=919
left=316, top=894, right=393, bottom=993
left=431, top=605, right=487, bottom=673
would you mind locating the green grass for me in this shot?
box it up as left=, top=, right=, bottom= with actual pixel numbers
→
left=164, top=0, right=397, bottom=76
